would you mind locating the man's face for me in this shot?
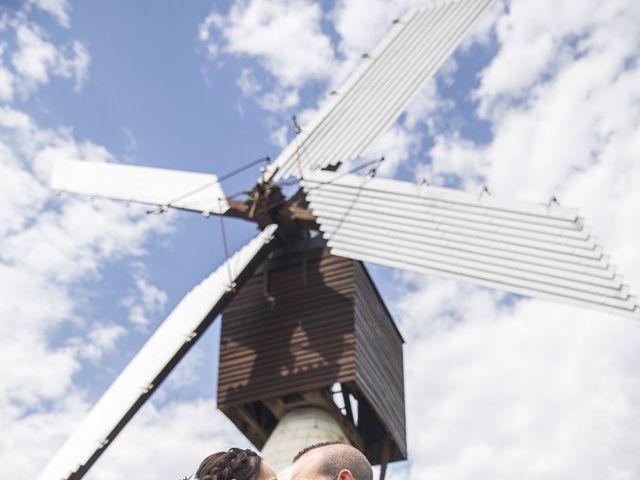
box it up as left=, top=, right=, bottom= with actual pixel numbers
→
left=290, top=449, right=329, bottom=480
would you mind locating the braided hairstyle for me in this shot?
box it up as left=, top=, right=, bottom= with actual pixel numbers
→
left=195, top=448, right=262, bottom=480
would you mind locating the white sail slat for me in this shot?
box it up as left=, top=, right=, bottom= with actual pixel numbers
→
left=50, top=159, right=229, bottom=214
left=315, top=216, right=616, bottom=279
left=267, top=0, right=494, bottom=181
left=307, top=193, right=596, bottom=249
left=301, top=170, right=639, bottom=319
left=305, top=183, right=589, bottom=237
left=37, top=225, right=278, bottom=480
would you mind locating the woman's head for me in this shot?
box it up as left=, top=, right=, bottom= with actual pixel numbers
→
left=195, top=448, right=276, bottom=480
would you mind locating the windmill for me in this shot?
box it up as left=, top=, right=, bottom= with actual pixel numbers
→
left=38, top=1, right=640, bottom=479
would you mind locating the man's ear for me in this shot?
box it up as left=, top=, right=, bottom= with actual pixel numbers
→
left=336, top=469, right=354, bottom=480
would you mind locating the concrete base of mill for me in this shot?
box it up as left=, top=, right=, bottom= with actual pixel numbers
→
left=261, top=406, right=351, bottom=480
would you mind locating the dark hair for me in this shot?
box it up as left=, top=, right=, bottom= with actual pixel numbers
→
left=292, top=442, right=373, bottom=480
left=195, top=448, right=262, bottom=480
left=292, top=441, right=344, bottom=463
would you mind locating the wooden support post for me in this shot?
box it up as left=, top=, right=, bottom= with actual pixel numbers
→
left=379, top=438, right=390, bottom=480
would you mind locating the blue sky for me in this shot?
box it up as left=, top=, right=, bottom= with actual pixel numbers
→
left=2, top=1, right=640, bottom=479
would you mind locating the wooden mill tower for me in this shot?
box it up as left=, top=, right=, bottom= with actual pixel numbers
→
left=217, top=234, right=406, bottom=477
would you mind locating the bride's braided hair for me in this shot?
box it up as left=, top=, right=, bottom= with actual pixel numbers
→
left=195, top=448, right=262, bottom=480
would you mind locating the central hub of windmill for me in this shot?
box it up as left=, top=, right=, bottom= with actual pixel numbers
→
left=224, top=181, right=319, bottom=239
left=216, top=227, right=406, bottom=474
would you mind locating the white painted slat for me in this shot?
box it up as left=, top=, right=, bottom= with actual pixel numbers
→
left=308, top=7, right=447, bottom=167
left=316, top=216, right=616, bottom=279
left=316, top=203, right=602, bottom=261
left=266, top=8, right=415, bottom=181
left=304, top=182, right=587, bottom=235
left=267, top=0, right=494, bottom=181
left=330, top=246, right=639, bottom=319
left=329, top=242, right=633, bottom=310
left=50, top=159, right=229, bottom=214
left=302, top=169, right=579, bottom=221
left=321, top=1, right=489, bottom=169
left=307, top=191, right=595, bottom=248
left=319, top=224, right=620, bottom=289
left=37, top=226, right=278, bottom=480
left=324, top=231, right=628, bottom=299
left=302, top=171, right=640, bottom=318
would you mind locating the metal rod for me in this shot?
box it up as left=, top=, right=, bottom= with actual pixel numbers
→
left=219, top=213, right=234, bottom=288
left=147, top=156, right=269, bottom=215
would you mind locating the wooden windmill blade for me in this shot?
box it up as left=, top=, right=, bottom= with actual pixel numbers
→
left=266, top=0, right=494, bottom=181
left=37, top=225, right=278, bottom=480
left=301, top=170, right=640, bottom=319
left=50, top=159, right=230, bottom=215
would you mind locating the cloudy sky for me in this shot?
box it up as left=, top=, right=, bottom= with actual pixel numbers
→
left=1, top=0, right=639, bottom=479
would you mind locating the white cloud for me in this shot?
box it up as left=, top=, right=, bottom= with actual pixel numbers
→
left=0, top=66, right=15, bottom=101
left=419, top=132, right=487, bottom=190
left=68, top=324, right=128, bottom=362
left=383, top=0, right=640, bottom=477
left=459, top=0, right=505, bottom=51
left=57, top=40, right=91, bottom=91
left=358, top=80, right=445, bottom=179
left=269, top=124, right=288, bottom=148
left=257, top=86, right=299, bottom=113
left=200, top=0, right=335, bottom=90
left=11, top=23, right=58, bottom=86
left=0, top=105, right=173, bottom=478
left=121, top=126, right=138, bottom=152
left=475, top=1, right=640, bottom=113
left=328, top=0, right=404, bottom=88
left=3, top=394, right=88, bottom=476
left=363, top=124, right=418, bottom=178
left=403, top=80, right=447, bottom=131
left=8, top=19, right=90, bottom=98
left=0, top=42, right=16, bottom=101
left=121, top=269, right=169, bottom=327
left=84, top=399, right=248, bottom=480
left=236, top=67, right=262, bottom=97
left=29, top=0, right=72, bottom=28
left=329, top=0, right=466, bottom=89
left=393, top=275, right=640, bottom=479
left=0, top=139, right=48, bottom=237
left=0, top=263, right=78, bottom=409
left=424, top=0, right=640, bottom=288
left=0, top=6, right=250, bottom=480
left=331, top=0, right=404, bottom=57
left=199, top=0, right=460, bottom=171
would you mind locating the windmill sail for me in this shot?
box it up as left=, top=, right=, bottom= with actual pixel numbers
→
left=301, top=170, right=639, bottom=319
left=267, top=0, right=493, bottom=181
left=37, top=225, right=278, bottom=480
left=50, top=159, right=229, bottom=214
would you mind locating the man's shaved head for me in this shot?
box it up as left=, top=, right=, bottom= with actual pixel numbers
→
left=290, top=442, right=372, bottom=480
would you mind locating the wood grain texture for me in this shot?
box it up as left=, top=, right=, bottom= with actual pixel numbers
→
left=217, top=244, right=406, bottom=463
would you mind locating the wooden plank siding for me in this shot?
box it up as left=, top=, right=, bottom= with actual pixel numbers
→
left=217, top=245, right=406, bottom=464
left=353, top=262, right=407, bottom=460
left=219, top=249, right=357, bottom=406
